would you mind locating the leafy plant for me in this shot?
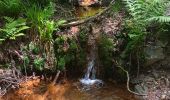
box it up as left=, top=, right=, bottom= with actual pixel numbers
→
left=24, top=2, right=67, bottom=70
left=28, top=42, right=40, bottom=54
left=33, top=57, right=45, bottom=71
left=57, top=57, right=66, bottom=70
left=121, top=0, right=170, bottom=58
left=0, top=17, right=29, bottom=43
left=148, top=16, right=170, bottom=23
left=24, top=2, right=60, bottom=42
left=23, top=55, right=30, bottom=69
left=22, top=0, right=53, bottom=8
left=112, top=0, right=123, bottom=12
left=123, top=0, right=170, bottom=24
left=98, top=35, right=114, bottom=66
left=25, top=2, right=55, bottom=26
left=0, top=0, right=21, bottom=16
left=39, top=20, right=55, bottom=42
left=54, top=35, right=82, bottom=70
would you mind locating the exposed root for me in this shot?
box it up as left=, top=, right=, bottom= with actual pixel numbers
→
left=42, top=70, right=61, bottom=98
left=115, top=61, right=147, bottom=96
left=52, top=70, right=61, bottom=85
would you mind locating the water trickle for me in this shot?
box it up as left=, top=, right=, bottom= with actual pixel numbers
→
left=84, top=60, right=95, bottom=79
left=80, top=56, right=103, bottom=86
left=79, top=23, right=103, bottom=89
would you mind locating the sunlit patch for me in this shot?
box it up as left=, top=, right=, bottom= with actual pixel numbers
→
left=75, top=7, right=104, bottom=18
left=79, top=0, right=99, bottom=6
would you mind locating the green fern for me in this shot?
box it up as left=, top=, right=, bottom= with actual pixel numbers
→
left=0, top=17, right=29, bottom=43
left=123, top=0, right=170, bottom=24
left=148, top=16, right=170, bottom=23
left=121, top=0, right=170, bottom=58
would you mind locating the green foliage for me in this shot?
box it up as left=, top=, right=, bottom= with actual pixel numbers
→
left=33, top=57, right=45, bottom=71
left=121, top=18, right=146, bottom=57
left=0, top=17, right=29, bottom=43
left=148, top=16, right=170, bottom=23
left=39, top=19, right=66, bottom=42
left=123, top=0, right=170, bottom=24
left=39, top=20, right=55, bottom=42
left=25, top=2, right=55, bottom=26
left=54, top=36, right=66, bottom=70
left=79, top=30, right=88, bottom=44
left=54, top=35, right=68, bottom=70
left=98, top=35, right=114, bottom=65
left=0, top=0, right=21, bottom=16
left=20, top=42, right=46, bottom=71
left=111, top=0, right=123, bottom=12
left=54, top=35, right=84, bottom=70
left=121, top=0, right=170, bottom=58
left=57, top=57, right=66, bottom=70
left=28, top=42, right=40, bottom=54
left=64, top=39, right=78, bottom=63
left=98, top=35, right=115, bottom=77
left=22, top=0, right=54, bottom=8
left=24, top=2, right=65, bottom=43
left=23, top=56, right=30, bottom=68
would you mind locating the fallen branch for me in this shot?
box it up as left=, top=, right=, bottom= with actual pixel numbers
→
left=115, top=61, right=147, bottom=96
left=59, top=0, right=115, bottom=28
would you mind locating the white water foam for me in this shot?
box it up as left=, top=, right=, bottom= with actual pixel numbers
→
left=80, top=78, right=103, bottom=85
left=80, top=60, right=103, bottom=86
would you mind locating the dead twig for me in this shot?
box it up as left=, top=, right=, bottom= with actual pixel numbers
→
left=0, top=68, right=23, bottom=96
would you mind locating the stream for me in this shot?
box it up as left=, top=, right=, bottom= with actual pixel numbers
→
left=58, top=80, right=136, bottom=100
left=2, top=79, right=136, bottom=100
left=1, top=6, right=137, bottom=100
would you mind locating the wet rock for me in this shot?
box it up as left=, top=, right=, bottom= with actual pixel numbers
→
left=131, top=75, right=145, bottom=84
left=152, top=70, right=159, bottom=79
left=134, top=84, right=148, bottom=100
left=144, top=41, right=165, bottom=67
left=135, top=84, right=148, bottom=94
left=133, top=69, right=170, bottom=100
left=144, top=76, right=155, bottom=83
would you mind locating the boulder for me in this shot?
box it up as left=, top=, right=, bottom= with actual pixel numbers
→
left=144, top=40, right=165, bottom=67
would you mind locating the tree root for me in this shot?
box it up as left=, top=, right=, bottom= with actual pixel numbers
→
left=115, top=61, right=148, bottom=96
left=52, top=70, right=61, bottom=85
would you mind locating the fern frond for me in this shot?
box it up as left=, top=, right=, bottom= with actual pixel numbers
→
left=0, top=17, right=29, bottom=43
left=123, top=0, right=170, bottom=24
left=148, top=16, right=170, bottom=23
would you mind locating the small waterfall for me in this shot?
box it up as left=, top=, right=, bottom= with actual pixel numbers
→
left=80, top=47, right=103, bottom=86
left=84, top=59, right=95, bottom=79
left=79, top=25, right=103, bottom=87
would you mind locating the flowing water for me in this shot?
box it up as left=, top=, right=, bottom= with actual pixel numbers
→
left=79, top=58, right=103, bottom=86
left=1, top=6, right=138, bottom=100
